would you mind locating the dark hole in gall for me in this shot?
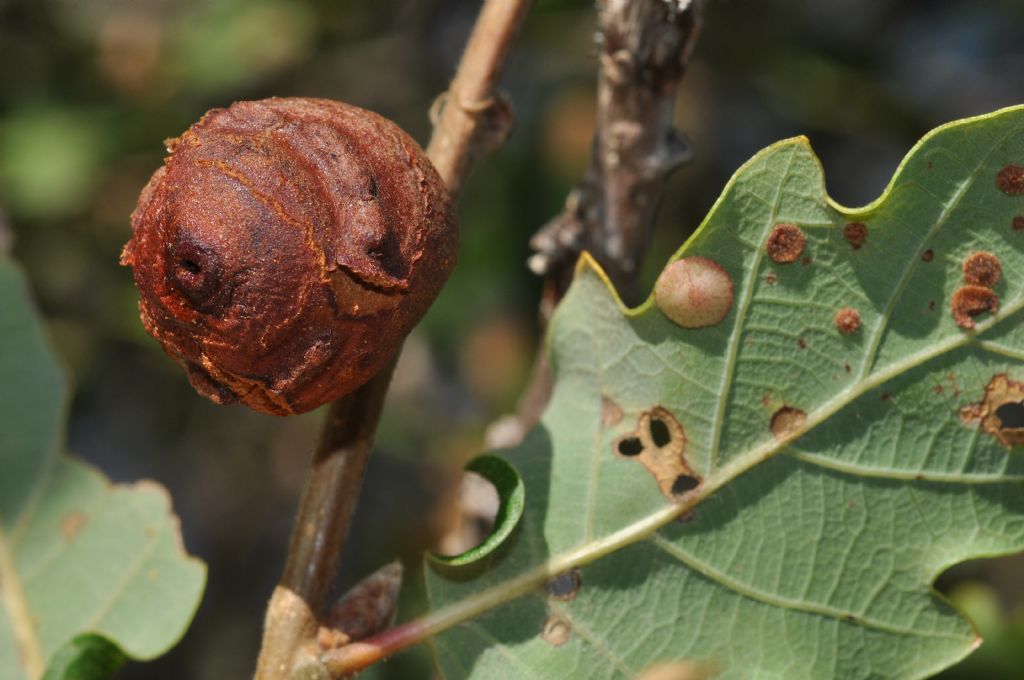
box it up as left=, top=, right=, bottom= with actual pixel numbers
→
left=996, top=402, right=1024, bottom=429
left=180, top=258, right=202, bottom=274
left=649, top=417, right=671, bottom=447
left=368, top=176, right=379, bottom=198
left=618, top=437, right=644, bottom=456
left=671, top=475, right=700, bottom=496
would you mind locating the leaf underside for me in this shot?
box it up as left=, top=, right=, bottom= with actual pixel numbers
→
left=0, top=256, right=206, bottom=680
left=425, top=106, right=1024, bottom=679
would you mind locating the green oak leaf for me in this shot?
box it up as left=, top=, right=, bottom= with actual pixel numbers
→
left=424, top=105, right=1024, bottom=679
left=0, top=255, right=206, bottom=680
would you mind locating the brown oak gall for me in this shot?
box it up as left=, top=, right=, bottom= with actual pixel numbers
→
left=121, top=97, right=458, bottom=415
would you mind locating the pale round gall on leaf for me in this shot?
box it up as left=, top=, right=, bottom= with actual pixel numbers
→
left=654, top=256, right=734, bottom=329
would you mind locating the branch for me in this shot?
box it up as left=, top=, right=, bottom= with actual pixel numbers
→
left=504, top=0, right=701, bottom=447
left=530, top=0, right=701, bottom=297
left=254, top=1, right=533, bottom=678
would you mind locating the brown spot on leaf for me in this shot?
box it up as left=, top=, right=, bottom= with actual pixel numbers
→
left=765, top=272, right=777, bottom=285
left=921, top=249, right=934, bottom=263
left=935, top=384, right=944, bottom=395
left=770, top=406, right=806, bottom=441
left=834, top=307, right=861, bottom=335
left=761, top=392, right=772, bottom=407
left=843, top=222, right=867, bottom=249
left=797, top=338, right=807, bottom=349
left=1013, top=216, right=1024, bottom=231
left=881, top=392, right=892, bottom=401
left=802, top=256, right=813, bottom=267
left=959, top=374, right=1024, bottom=448
left=613, top=407, right=700, bottom=500
left=601, top=396, right=624, bottom=428
left=61, top=512, right=86, bottom=540
left=654, top=257, right=734, bottom=329
left=844, top=363, right=852, bottom=374
left=997, top=164, right=1024, bottom=195
left=766, top=223, right=805, bottom=264
left=928, top=300, right=937, bottom=312
left=545, top=569, right=581, bottom=601
left=963, top=251, right=1001, bottom=288
left=951, top=285, right=999, bottom=329
left=541, top=611, right=572, bottom=647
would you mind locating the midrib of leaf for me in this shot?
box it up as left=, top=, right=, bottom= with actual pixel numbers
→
left=708, top=146, right=798, bottom=474
left=418, top=280, right=1024, bottom=644
left=0, top=524, right=44, bottom=678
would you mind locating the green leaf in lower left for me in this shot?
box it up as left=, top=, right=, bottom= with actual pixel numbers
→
left=0, top=254, right=206, bottom=680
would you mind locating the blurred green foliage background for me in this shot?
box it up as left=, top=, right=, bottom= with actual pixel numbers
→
left=1, top=0, right=1023, bottom=677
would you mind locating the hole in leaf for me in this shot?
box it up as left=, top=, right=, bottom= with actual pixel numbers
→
left=649, top=417, right=671, bottom=447
left=614, top=407, right=700, bottom=499
left=959, top=374, right=1024, bottom=448
left=996, top=402, right=1024, bottom=429
left=618, top=437, right=644, bottom=457
left=671, top=475, right=700, bottom=496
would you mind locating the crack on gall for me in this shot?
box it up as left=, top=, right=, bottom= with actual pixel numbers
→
left=959, top=374, right=1024, bottom=448
left=613, top=407, right=700, bottom=500
left=766, top=223, right=805, bottom=264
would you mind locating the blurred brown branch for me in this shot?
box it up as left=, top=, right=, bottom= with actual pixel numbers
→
left=530, top=0, right=701, bottom=297
left=254, top=1, right=533, bottom=678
